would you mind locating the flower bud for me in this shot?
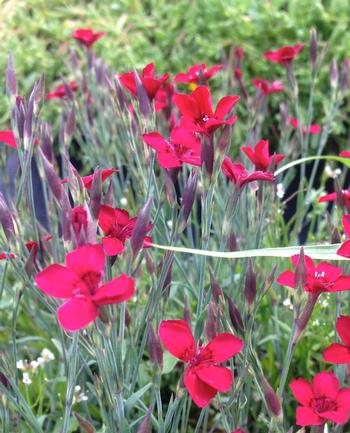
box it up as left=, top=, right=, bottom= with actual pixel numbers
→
left=71, top=206, right=88, bottom=241
left=73, top=412, right=96, bottom=433
left=114, top=75, right=126, bottom=112
left=201, top=134, right=214, bottom=178
left=65, top=106, right=75, bottom=137
left=294, top=293, right=319, bottom=343
left=147, top=321, right=163, bottom=369
left=340, top=58, right=349, bottom=93
left=227, top=296, right=244, bottom=333
left=209, top=270, right=223, bottom=304
left=0, top=193, right=14, bottom=240
left=89, top=169, right=102, bottom=219
left=205, top=301, right=219, bottom=340
left=310, top=28, right=317, bottom=67
left=217, top=124, right=232, bottom=154
left=332, top=227, right=341, bottom=244
left=261, top=377, right=281, bottom=417
left=294, top=247, right=306, bottom=291
left=39, top=149, right=63, bottom=202
left=136, top=406, right=153, bottom=433
left=227, top=231, right=237, bottom=251
left=182, top=171, right=198, bottom=226
left=244, top=258, right=256, bottom=307
left=130, top=196, right=153, bottom=260
left=135, top=71, right=151, bottom=119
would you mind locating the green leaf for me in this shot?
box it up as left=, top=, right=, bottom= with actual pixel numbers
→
left=162, top=351, right=178, bottom=375
left=274, top=155, right=350, bottom=176
left=124, top=383, right=153, bottom=410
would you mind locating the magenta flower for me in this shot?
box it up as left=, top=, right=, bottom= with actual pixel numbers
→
left=222, top=156, right=274, bottom=188
left=46, top=81, right=78, bottom=100
left=159, top=319, right=243, bottom=408
left=337, top=215, right=350, bottom=258
left=289, top=118, right=321, bottom=135
left=0, top=130, right=17, bottom=149
left=251, top=79, right=284, bottom=96
left=264, top=44, right=304, bottom=65
left=72, top=28, right=105, bottom=48
left=142, top=128, right=201, bottom=169
left=82, top=168, right=118, bottom=190
left=241, top=140, right=285, bottom=171
left=290, top=371, right=350, bottom=425
left=319, top=189, right=350, bottom=208
left=35, top=244, right=135, bottom=331
left=119, top=63, right=170, bottom=101
left=173, top=86, right=239, bottom=135
left=174, top=63, right=224, bottom=84
left=323, top=315, right=350, bottom=365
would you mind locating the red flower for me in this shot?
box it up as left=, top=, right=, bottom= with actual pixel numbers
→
left=46, top=81, right=78, bottom=100
left=0, top=130, right=17, bottom=149
left=264, top=44, right=304, bottom=65
left=142, top=128, right=201, bottom=169
left=290, top=371, right=350, bottom=425
left=26, top=235, right=52, bottom=262
left=174, top=64, right=224, bottom=84
left=277, top=254, right=350, bottom=294
left=0, top=253, right=15, bottom=260
left=251, top=79, right=284, bottom=96
left=241, top=140, right=285, bottom=171
left=173, top=86, right=239, bottom=135
left=71, top=206, right=88, bottom=240
left=222, top=156, right=274, bottom=188
left=35, top=244, right=135, bottom=331
left=340, top=151, right=350, bottom=158
left=319, top=189, right=350, bottom=207
left=154, top=82, right=174, bottom=113
left=98, top=205, right=152, bottom=256
left=119, top=63, right=170, bottom=101
left=337, top=215, right=350, bottom=258
left=72, top=28, right=105, bottom=48
left=290, top=118, right=321, bottom=135
left=159, top=319, right=243, bottom=408
left=323, top=315, right=350, bottom=365
left=82, top=168, right=118, bottom=190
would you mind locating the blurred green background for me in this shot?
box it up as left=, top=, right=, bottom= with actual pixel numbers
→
left=1, top=0, right=350, bottom=125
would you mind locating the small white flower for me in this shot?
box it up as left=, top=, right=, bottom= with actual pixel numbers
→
left=30, top=360, right=40, bottom=371
left=276, top=183, right=285, bottom=199
left=40, top=348, right=55, bottom=363
left=22, top=372, right=32, bottom=385
left=120, top=197, right=128, bottom=206
left=16, top=360, right=25, bottom=370
left=283, top=298, right=293, bottom=310
left=325, top=164, right=342, bottom=179
left=74, top=385, right=81, bottom=392
left=167, top=220, right=173, bottom=229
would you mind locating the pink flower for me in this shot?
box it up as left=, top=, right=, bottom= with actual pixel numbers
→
left=276, top=254, right=350, bottom=294
left=289, top=118, right=321, bottom=135
left=72, top=28, right=105, bottom=48
left=0, top=253, right=15, bottom=260
left=159, top=319, right=243, bottom=408
left=46, top=81, right=78, bottom=100
left=71, top=206, right=88, bottom=239
left=142, top=128, right=201, bottom=169
left=319, top=189, right=350, bottom=207
left=98, top=205, right=152, bottom=256
left=251, top=79, right=284, bottom=96
left=173, top=86, right=239, bottom=135
left=119, top=63, right=170, bottom=101
left=337, top=215, right=350, bottom=258
left=340, top=151, right=350, bottom=158
left=323, top=315, right=350, bottom=365
left=82, top=168, right=118, bottom=190
left=26, top=235, right=52, bottom=262
left=264, top=44, right=304, bottom=65
left=35, top=244, right=135, bottom=331
left=174, top=64, right=224, bottom=84
left=0, top=130, right=17, bottom=149
left=222, top=156, right=275, bottom=188
left=154, top=82, right=174, bottom=113
left=241, top=140, right=285, bottom=171
left=290, top=371, right=350, bottom=425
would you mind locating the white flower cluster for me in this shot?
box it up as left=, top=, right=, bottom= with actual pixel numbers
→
left=73, top=385, right=88, bottom=403
left=16, top=348, right=55, bottom=385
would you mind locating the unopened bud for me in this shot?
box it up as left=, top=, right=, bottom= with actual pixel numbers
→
left=294, top=247, right=306, bottom=291
left=201, top=134, right=214, bottom=178
left=217, top=124, right=232, bottom=154
left=135, top=71, right=151, bottom=119
left=147, top=321, right=163, bottom=369
left=65, top=106, right=75, bottom=136
left=227, top=231, right=237, bottom=251
left=310, top=28, right=317, bottom=66
left=0, top=193, right=14, bottom=240
left=182, top=171, right=198, bottom=225
left=332, top=228, right=341, bottom=244
left=130, top=197, right=153, bottom=260
left=71, top=206, right=88, bottom=241
left=294, top=293, right=319, bottom=343
left=136, top=405, right=153, bottom=433
left=262, top=377, right=281, bottom=417
left=39, top=149, right=63, bottom=201
left=73, top=412, right=96, bottom=433
left=209, top=270, right=223, bottom=304
left=227, top=296, right=244, bottom=333
left=205, top=301, right=219, bottom=340
left=89, top=170, right=102, bottom=219
left=340, top=58, right=349, bottom=93
left=244, top=258, right=256, bottom=307
left=114, top=75, right=126, bottom=111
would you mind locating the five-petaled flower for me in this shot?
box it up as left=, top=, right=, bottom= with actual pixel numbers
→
left=72, top=28, right=105, bottom=49
left=159, top=319, right=243, bottom=408
left=174, top=64, right=224, bottom=84
left=46, top=81, right=78, bottom=100
left=337, top=215, right=350, bottom=258
left=35, top=244, right=135, bottom=331
left=289, top=118, right=321, bottom=135
left=222, top=156, right=275, bottom=188
left=264, top=44, right=304, bottom=65
left=241, top=140, right=285, bottom=171
left=173, top=86, right=239, bottom=135
left=142, top=128, right=201, bottom=169
left=252, top=79, right=284, bottom=96
left=82, top=168, right=118, bottom=190
left=290, top=371, right=350, bottom=425
left=319, top=189, right=350, bottom=208
left=98, top=205, right=152, bottom=256
left=276, top=254, right=350, bottom=294
left=323, top=315, right=350, bottom=366
left=119, top=63, right=170, bottom=101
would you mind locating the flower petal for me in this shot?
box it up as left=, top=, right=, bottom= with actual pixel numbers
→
left=330, top=275, right=350, bottom=292
left=214, top=96, right=240, bottom=119
left=312, top=371, right=339, bottom=399
left=336, top=315, right=350, bottom=346
left=320, top=410, right=349, bottom=424
left=184, top=367, right=217, bottom=408
left=66, top=244, right=105, bottom=276
left=295, top=406, right=323, bottom=426
left=276, top=270, right=295, bottom=288
left=323, top=343, right=350, bottom=364
left=335, top=387, right=350, bottom=411
left=290, top=378, right=313, bottom=406
left=142, top=132, right=169, bottom=152
left=343, top=215, right=350, bottom=238
left=337, top=240, right=350, bottom=258
left=201, top=333, right=243, bottom=362
left=195, top=365, right=232, bottom=392
left=102, top=236, right=125, bottom=256
left=57, top=297, right=98, bottom=331
left=35, top=264, right=79, bottom=299
left=98, top=205, right=116, bottom=234
left=158, top=320, right=196, bottom=362
left=92, top=274, right=135, bottom=305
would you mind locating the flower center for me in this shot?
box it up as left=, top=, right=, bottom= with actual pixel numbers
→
left=311, top=397, right=337, bottom=413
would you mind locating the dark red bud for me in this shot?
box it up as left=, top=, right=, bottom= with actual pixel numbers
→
left=136, top=406, right=153, bottom=433
left=227, top=296, right=244, bottom=333
left=262, top=377, right=281, bottom=417
left=135, top=71, right=151, bottom=119
left=0, top=193, right=14, bottom=240
left=201, top=134, right=214, bottom=177
left=147, top=321, right=163, bottom=369
left=209, top=270, right=223, bottom=304
left=294, top=247, right=306, bottom=290
left=244, top=258, right=256, bottom=307
left=205, top=301, right=219, bottom=340
left=182, top=171, right=198, bottom=225
left=310, top=28, right=317, bottom=66
left=130, top=196, right=153, bottom=260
